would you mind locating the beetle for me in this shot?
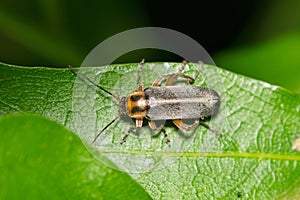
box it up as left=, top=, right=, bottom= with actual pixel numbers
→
left=70, top=60, right=220, bottom=146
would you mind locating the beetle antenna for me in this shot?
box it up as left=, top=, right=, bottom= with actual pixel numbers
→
left=91, top=115, right=121, bottom=144
left=69, top=65, right=120, bottom=101
left=137, top=59, right=144, bottom=91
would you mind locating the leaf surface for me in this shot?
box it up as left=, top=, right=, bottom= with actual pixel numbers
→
left=1, top=62, right=300, bottom=199
left=0, top=113, right=151, bottom=200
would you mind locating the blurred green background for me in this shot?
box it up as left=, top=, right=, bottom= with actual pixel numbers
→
left=0, top=0, right=300, bottom=92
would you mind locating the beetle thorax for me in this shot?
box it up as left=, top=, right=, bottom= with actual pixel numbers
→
left=126, top=91, right=148, bottom=119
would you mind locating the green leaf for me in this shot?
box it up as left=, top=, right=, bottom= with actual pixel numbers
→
left=1, top=62, right=300, bottom=199
left=0, top=113, right=151, bottom=200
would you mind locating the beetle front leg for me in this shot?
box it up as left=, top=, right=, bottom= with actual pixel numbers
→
left=148, top=120, right=170, bottom=147
left=120, top=126, right=137, bottom=144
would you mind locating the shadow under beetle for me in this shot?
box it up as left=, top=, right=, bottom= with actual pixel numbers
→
left=70, top=60, right=221, bottom=146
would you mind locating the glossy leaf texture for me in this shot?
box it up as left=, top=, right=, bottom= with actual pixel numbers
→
left=1, top=62, right=300, bottom=199
left=0, top=114, right=151, bottom=200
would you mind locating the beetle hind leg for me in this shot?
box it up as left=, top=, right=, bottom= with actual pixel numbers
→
left=148, top=120, right=171, bottom=147
left=177, top=60, right=195, bottom=84
left=172, top=60, right=204, bottom=85
left=173, top=119, right=222, bottom=136
left=152, top=60, right=204, bottom=87
left=172, top=119, right=199, bottom=131
left=178, top=60, right=188, bottom=73
left=199, top=121, right=222, bottom=136
left=165, top=61, right=201, bottom=86
left=194, top=61, right=204, bottom=81
left=152, top=74, right=173, bottom=87
left=151, top=61, right=194, bottom=87
left=181, top=60, right=204, bottom=80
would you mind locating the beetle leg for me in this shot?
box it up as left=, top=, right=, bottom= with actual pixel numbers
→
left=179, top=60, right=203, bottom=81
left=120, top=126, right=136, bottom=144
left=178, top=60, right=188, bottom=73
left=151, top=73, right=192, bottom=87
left=152, top=75, right=173, bottom=87
left=151, top=61, right=190, bottom=87
left=152, top=61, right=203, bottom=86
left=172, top=119, right=199, bottom=131
left=173, top=119, right=221, bottom=136
left=194, top=61, right=204, bottom=81
left=148, top=120, right=170, bottom=147
left=161, top=128, right=171, bottom=147
left=148, top=120, right=159, bottom=130
left=165, top=61, right=197, bottom=85
left=166, top=73, right=194, bottom=86
left=153, top=72, right=194, bottom=87
left=166, top=60, right=204, bottom=86
left=136, top=118, right=143, bottom=127
left=199, top=121, right=222, bottom=136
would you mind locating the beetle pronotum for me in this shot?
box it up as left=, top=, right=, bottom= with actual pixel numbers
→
left=70, top=60, right=221, bottom=146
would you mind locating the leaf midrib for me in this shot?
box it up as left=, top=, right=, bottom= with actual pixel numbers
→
left=99, top=149, right=300, bottom=161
